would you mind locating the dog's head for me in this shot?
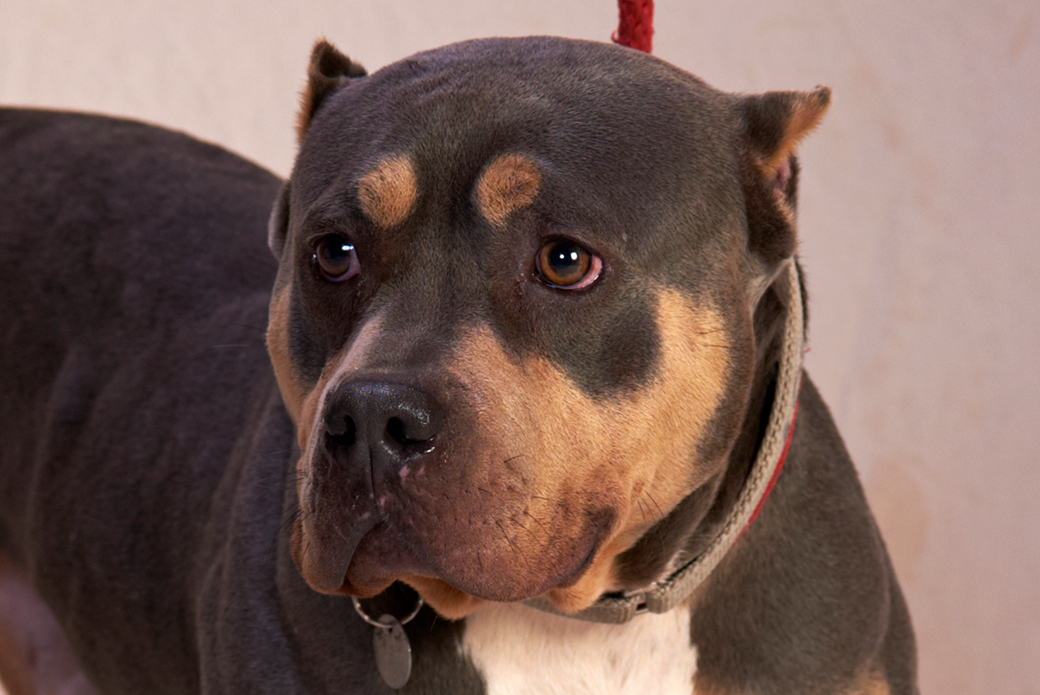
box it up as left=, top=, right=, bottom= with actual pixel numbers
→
left=266, top=37, right=828, bottom=618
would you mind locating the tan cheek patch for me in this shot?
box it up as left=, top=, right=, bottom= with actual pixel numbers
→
left=552, top=289, right=731, bottom=610
left=448, top=288, right=730, bottom=613
left=474, top=154, right=542, bottom=227
left=357, top=154, right=418, bottom=229
left=267, top=284, right=308, bottom=425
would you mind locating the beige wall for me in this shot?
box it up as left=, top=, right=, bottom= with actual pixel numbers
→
left=2, top=1, right=1038, bottom=693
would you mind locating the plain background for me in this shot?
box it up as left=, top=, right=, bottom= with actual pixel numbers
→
left=2, top=1, right=1038, bottom=693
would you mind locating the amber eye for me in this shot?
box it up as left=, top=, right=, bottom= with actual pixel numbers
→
left=314, top=235, right=360, bottom=282
left=537, top=240, right=602, bottom=289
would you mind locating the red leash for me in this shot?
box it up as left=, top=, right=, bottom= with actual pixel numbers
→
left=612, top=0, right=654, bottom=53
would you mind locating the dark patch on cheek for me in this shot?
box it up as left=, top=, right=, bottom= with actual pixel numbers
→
left=592, top=300, right=658, bottom=391
left=555, top=296, right=659, bottom=397
left=288, top=288, right=332, bottom=384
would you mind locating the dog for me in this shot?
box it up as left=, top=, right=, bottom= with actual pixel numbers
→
left=0, top=36, right=917, bottom=694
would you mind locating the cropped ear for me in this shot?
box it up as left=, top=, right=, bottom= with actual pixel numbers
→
left=296, top=39, right=367, bottom=144
left=739, top=87, right=830, bottom=265
left=268, top=181, right=290, bottom=258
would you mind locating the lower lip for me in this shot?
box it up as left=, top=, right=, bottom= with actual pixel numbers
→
left=338, top=523, right=428, bottom=595
left=335, top=510, right=614, bottom=602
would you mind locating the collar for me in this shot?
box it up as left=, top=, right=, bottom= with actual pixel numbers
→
left=525, top=260, right=805, bottom=624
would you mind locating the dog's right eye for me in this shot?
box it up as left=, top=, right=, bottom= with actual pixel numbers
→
left=536, top=240, right=602, bottom=290
left=314, top=235, right=360, bottom=282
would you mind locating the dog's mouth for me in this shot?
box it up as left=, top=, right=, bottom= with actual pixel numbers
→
left=347, top=508, right=611, bottom=599
left=293, top=479, right=615, bottom=610
left=336, top=521, right=427, bottom=597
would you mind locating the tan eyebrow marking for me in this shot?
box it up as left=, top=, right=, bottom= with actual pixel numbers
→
left=357, top=154, right=418, bottom=228
left=474, top=154, right=542, bottom=227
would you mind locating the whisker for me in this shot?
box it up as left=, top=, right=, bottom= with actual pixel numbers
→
left=522, top=509, right=549, bottom=537
left=646, top=492, right=665, bottom=519
left=495, top=519, right=528, bottom=567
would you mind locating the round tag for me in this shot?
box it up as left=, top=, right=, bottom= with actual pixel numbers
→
left=373, top=614, right=412, bottom=689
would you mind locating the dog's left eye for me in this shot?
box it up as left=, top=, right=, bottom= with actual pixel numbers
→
left=314, top=235, right=360, bottom=282
left=536, top=240, right=602, bottom=290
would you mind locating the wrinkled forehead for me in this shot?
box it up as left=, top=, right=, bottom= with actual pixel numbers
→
left=291, top=38, right=744, bottom=239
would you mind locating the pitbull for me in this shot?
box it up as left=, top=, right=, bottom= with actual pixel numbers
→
left=0, top=36, right=917, bottom=694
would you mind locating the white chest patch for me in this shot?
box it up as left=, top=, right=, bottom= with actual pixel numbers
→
left=461, top=602, right=697, bottom=695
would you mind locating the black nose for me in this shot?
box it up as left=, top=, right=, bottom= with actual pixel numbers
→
left=322, top=381, right=442, bottom=476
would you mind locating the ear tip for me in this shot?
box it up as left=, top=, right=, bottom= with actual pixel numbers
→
left=297, top=38, right=367, bottom=144
left=311, top=37, right=338, bottom=56
left=307, top=38, right=367, bottom=78
left=811, top=86, right=832, bottom=108
left=309, top=38, right=333, bottom=66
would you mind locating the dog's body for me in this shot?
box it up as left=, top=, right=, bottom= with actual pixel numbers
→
left=0, top=37, right=916, bottom=695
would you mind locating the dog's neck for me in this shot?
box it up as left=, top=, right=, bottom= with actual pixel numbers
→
left=681, top=268, right=798, bottom=562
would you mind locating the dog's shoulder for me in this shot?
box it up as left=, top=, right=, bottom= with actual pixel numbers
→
left=691, top=375, right=917, bottom=695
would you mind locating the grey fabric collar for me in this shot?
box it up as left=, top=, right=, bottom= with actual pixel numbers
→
left=524, top=261, right=805, bottom=625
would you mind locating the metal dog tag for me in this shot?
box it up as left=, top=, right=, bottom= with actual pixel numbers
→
left=373, top=614, right=412, bottom=689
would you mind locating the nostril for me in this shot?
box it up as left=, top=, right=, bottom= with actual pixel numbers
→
left=385, top=416, right=435, bottom=456
left=386, top=417, right=406, bottom=446
left=326, top=415, right=357, bottom=451
left=322, top=381, right=442, bottom=468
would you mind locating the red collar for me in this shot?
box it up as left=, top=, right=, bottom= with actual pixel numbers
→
left=742, top=396, right=799, bottom=535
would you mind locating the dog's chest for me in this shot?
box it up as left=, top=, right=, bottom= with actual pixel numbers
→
left=460, top=603, right=696, bottom=695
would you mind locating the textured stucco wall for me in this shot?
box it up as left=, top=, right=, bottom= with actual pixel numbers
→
left=2, top=1, right=1038, bottom=693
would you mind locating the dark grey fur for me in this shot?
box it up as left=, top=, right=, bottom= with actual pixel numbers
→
left=0, top=36, right=916, bottom=695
